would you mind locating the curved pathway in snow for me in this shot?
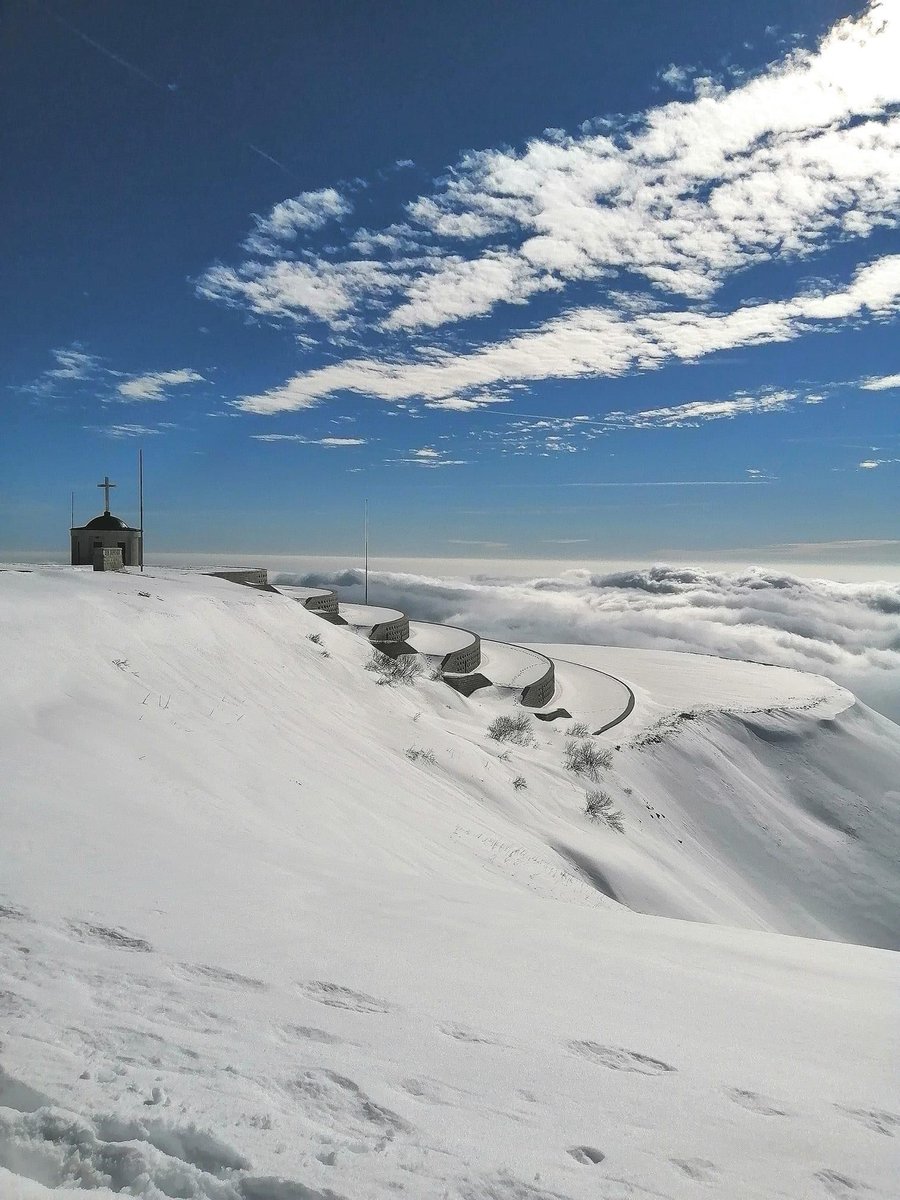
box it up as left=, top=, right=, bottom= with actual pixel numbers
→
left=539, top=655, right=636, bottom=733
left=444, top=638, right=556, bottom=707
left=530, top=642, right=855, bottom=732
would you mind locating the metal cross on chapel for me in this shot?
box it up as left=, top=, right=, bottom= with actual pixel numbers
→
left=97, top=475, right=116, bottom=513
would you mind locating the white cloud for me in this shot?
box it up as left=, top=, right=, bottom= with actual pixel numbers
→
left=858, top=457, right=899, bottom=469
left=48, top=346, right=101, bottom=380
left=251, top=434, right=367, bottom=446
left=423, top=394, right=515, bottom=412
left=659, top=63, right=692, bottom=89
left=245, top=187, right=352, bottom=253
left=197, top=257, right=400, bottom=327
left=859, top=372, right=900, bottom=390
left=116, top=369, right=205, bottom=402
left=607, top=388, right=797, bottom=428
left=19, top=348, right=206, bottom=408
left=388, top=446, right=468, bottom=467
left=17, top=344, right=106, bottom=396
left=383, top=251, right=557, bottom=330
left=233, top=255, right=900, bottom=413
left=88, top=423, right=164, bottom=439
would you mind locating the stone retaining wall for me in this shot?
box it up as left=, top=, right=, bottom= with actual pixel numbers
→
left=521, top=661, right=556, bottom=708
left=301, top=590, right=339, bottom=616
left=207, top=569, right=269, bottom=588
left=369, top=616, right=410, bottom=644
left=440, top=632, right=481, bottom=674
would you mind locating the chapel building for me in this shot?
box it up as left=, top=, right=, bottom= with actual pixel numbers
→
left=70, top=476, right=142, bottom=567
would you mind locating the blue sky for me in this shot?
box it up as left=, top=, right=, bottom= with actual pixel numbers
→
left=2, top=0, right=898, bottom=560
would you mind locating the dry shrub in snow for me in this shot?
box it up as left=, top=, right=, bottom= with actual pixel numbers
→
left=487, top=713, right=533, bottom=745
left=564, top=739, right=613, bottom=780
left=405, top=747, right=437, bottom=764
left=512, top=776, right=527, bottom=791
left=366, top=651, right=423, bottom=685
left=585, top=790, right=624, bottom=832
left=567, top=721, right=591, bottom=737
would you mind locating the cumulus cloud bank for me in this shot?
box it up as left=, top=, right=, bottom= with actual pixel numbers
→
left=280, top=565, right=900, bottom=722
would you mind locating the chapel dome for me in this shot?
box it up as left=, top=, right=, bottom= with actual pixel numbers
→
left=83, top=512, right=132, bottom=531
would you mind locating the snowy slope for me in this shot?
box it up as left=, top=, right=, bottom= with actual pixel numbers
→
left=1, top=566, right=898, bottom=1200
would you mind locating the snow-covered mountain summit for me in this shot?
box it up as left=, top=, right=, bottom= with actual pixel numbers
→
left=1, top=566, right=898, bottom=1199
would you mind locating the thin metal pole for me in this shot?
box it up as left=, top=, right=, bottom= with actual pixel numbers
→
left=139, top=448, right=144, bottom=571
left=364, top=498, right=368, bottom=604
left=70, top=490, right=74, bottom=528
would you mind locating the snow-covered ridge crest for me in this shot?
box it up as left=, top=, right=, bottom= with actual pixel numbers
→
left=1, top=566, right=898, bottom=1200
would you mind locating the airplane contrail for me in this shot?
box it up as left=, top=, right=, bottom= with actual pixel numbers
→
left=33, top=1, right=173, bottom=92
left=30, top=0, right=302, bottom=181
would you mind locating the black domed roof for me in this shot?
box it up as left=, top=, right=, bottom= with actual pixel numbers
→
left=83, top=512, right=133, bottom=531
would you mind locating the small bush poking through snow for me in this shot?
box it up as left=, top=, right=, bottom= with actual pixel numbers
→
left=567, top=721, right=591, bottom=737
left=366, top=651, right=423, bottom=685
left=512, top=776, right=527, bottom=791
left=405, top=747, right=437, bottom=764
left=564, top=739, right=613, bottom=780
left=307, top=632, right=322, bottom=645
left=487, top=713, right=534, bottom=745
left=585, top=790, right=624, bottom=832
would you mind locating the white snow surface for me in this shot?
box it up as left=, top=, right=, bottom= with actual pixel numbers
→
left=406, top=620, right=475, bottom=657
left=1, top=566, right=898, bottom=1200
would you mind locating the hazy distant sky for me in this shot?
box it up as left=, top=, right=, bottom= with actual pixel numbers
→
left=2, top=0, right=898, bottom=560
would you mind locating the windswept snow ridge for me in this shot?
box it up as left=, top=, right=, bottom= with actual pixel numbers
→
left=1, top=566, right=898, bottom=1199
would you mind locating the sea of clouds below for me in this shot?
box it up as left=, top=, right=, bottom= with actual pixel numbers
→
left=275, top=564, right=900, bottom=724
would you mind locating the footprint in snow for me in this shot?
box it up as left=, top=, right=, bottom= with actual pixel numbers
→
left=284, top=1069, right=413, bottom=1147
left=401, top=1076, right=467, bottom=1106
left=0, top=989, right=31, bottom=1018
left=569, top=1040, right=676, bottom=1075
left=836, top=1105, right=900, bottom=1137
left=458, top=1171, right=569, bottom=1199
left=724, top=1087, right=789, bottom=1116
left=672, top=1157, right=719, bottom=1182
left=296, top=980, right=390, bottom=1014
left=278, top=1022, right=347, bottom=1046
left=568, top=1145, right=605, bottom=1165
left=176, top=962, right=267, bottom=991
left=439, top=1021, right=507, bottom=1047
left=68, top=921, right=153, bottom=953
left=814, top=1168, right=872, bottom=1198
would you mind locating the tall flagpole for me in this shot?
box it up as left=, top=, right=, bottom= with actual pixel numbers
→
left=364, top=498, right=368, bottom=604
left=139, top=448, right=144, bottom=572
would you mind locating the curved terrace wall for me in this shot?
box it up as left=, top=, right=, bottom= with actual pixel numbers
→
left=276, top=584, right=339, bottom=616
left=521, top=661, right=555, bottom=708
left=405, top=620, right=482, bottom=674
left=441, top=634, right=481, bottom=674
left=339, top=603, right=410, bottom=645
